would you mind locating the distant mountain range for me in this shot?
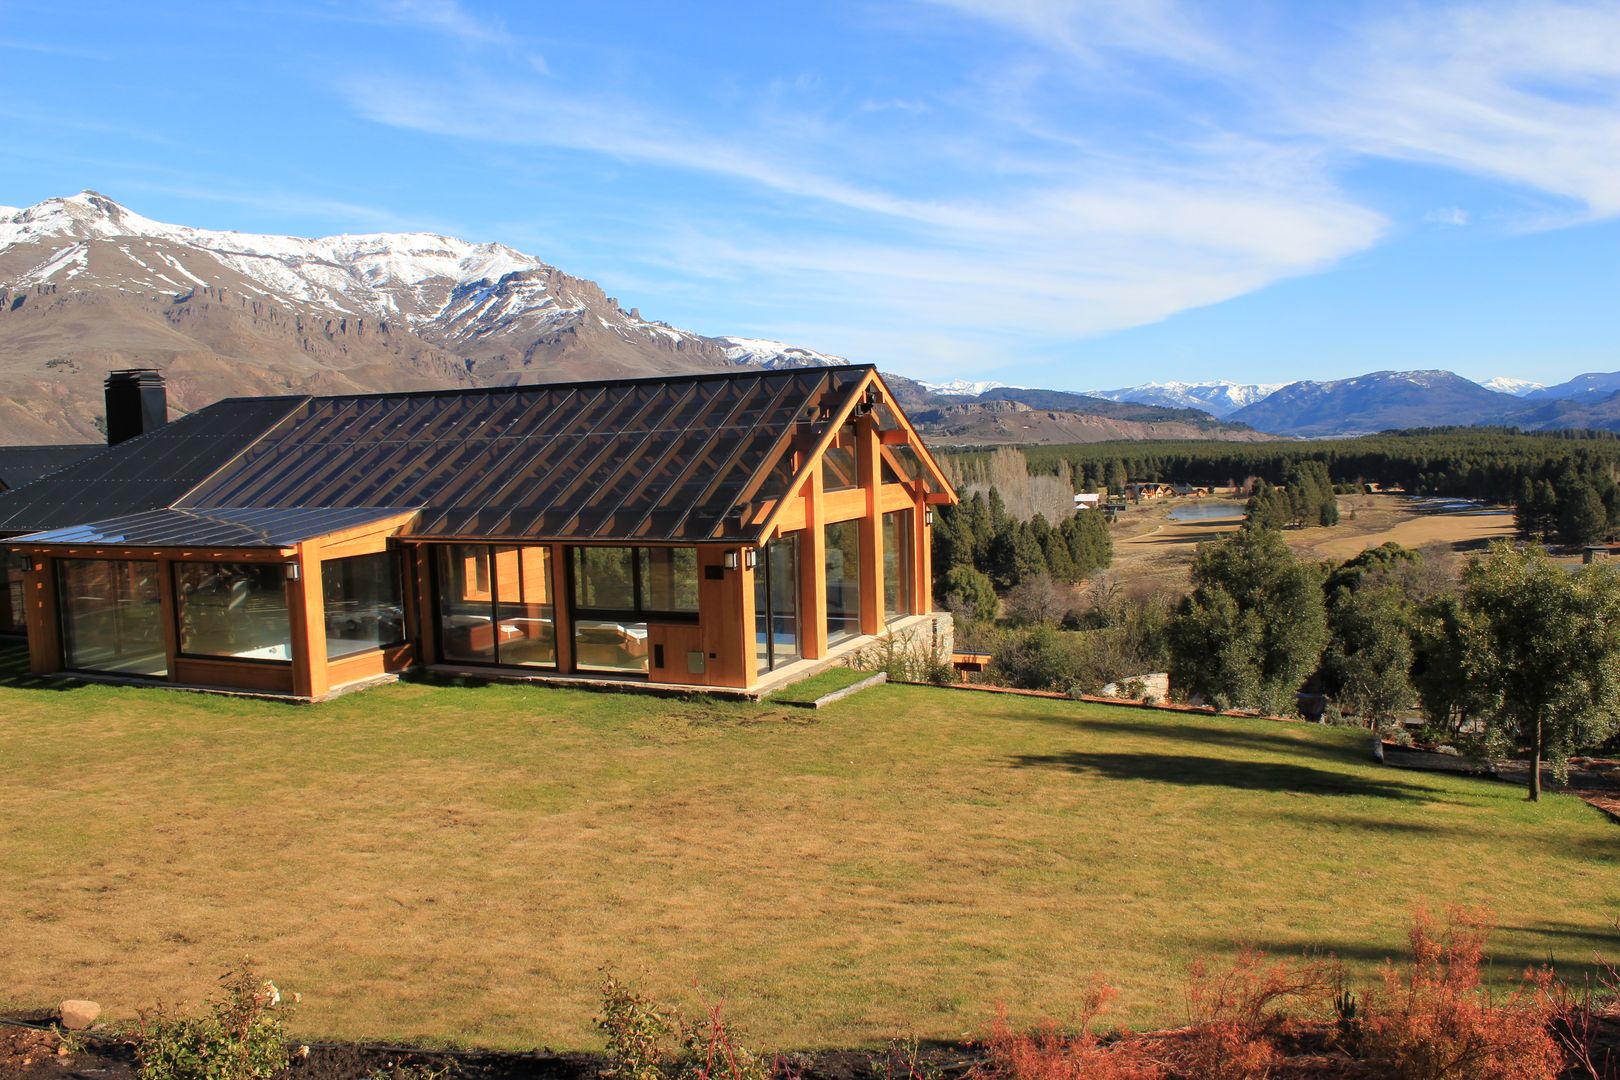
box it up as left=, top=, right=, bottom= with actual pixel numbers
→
left=0, top=191, right=1614, bottom=445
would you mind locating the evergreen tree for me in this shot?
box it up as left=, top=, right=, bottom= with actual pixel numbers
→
left=1168, top=527, right=1329, bottom=714
left=1105, top=459, right=1128, bottom=495
left=943, top=565, right=998, bottom=623
left=1323, top=583, right=1416, bottom=725
left=1457, top=542, right=1620, bottom=800
left=1012, top=521, right=1050, bottom=584
left=1514, top=476, right=1539, bottom=541
left=1557, top=481, right=1607, bottom=546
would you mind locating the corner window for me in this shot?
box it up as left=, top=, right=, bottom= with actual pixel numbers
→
left=322, top=551, right=405, bottom=661
left=174, top=561, right=292, bottom=663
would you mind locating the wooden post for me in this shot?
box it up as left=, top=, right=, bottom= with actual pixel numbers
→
left=289, top=547, right=328, bottom=700
left=550, top=543, right=573, bottom=673
left=156, top=559, right=180, bottom=682
left=915, top=494, right=932, bottom=615
left=856, top=414, right=884, bottom=635
left=23, top=557, right=61, bottom=675
left=799, top=469, right=828, bottom=659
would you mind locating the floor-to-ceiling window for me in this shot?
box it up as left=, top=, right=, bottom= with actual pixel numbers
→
left=322, top=551, right=406, bottom=660
left=434, top=544, right=555, bottom=668
left=755, top=533, right=801, bottom=675
left=174, top=562, right=293, bottom=662
left=882, top=510, right=914, bottom=622
left=2, top=552, right=27, bottom=635
left=571, top=546, right=698, bottom=676
left=825, top=520, right=862, bottom=645
left=58, top=559, right=167, bottom=676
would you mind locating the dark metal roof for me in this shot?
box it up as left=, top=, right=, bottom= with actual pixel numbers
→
left=181, top=367, right=873, bottom=543
left=0, top=444, right=105, bottom=491
left=0, top=397, right=307, bottom=535
left=0, top=367, right=884, bottom=546
left=8, top=506, right=417, bottom=549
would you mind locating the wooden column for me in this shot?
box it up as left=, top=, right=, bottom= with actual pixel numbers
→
left=413, top=546, right=439, bottom=665
left=549, top=543, right=573, bottom=673
left=22, top=557, right=61, bottom=675
left=156, top=559, right=181, bottom=682
left=915, top=494, right=932, bottom=615
left=289, top=547, right=328, bottom=700
left=856, top=415, right=884, bottom=635
left=738, top=555, right=758, bottom=688
left=798, top=469, right=828, bottom=660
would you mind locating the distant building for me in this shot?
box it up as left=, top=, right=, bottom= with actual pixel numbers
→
left=1127, top=482, right=1173, bottom=500
left=1171, top=483, right=1211, bottom=497
left=1073, top=493, right=1101, bottom=511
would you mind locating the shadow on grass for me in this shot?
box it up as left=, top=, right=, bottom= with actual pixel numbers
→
left=1006, top=749, right=1437, bottom=801
left=0, top=638, right=76, bottom=690
left=1196, top=931, right=1611, bottom=981
left=1038, top=712, right=1368, bottom=769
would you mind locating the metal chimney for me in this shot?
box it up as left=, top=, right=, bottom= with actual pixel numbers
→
left=104, top=369, right=168, bottom=446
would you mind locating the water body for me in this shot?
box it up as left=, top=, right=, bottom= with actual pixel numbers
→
left=1167, top=500, right=1247, bottom=522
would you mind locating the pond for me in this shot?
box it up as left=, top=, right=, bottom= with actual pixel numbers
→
left=1167, top=499, right=1247, bottom=522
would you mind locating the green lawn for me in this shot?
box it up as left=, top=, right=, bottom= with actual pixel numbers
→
left=0, top=639, right=1614, bottom=1049
left=765, top=665, right=879, bottom=705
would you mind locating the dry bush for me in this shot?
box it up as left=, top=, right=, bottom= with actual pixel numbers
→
left=975, top=986, right=1165, bottom=1080
left=1166, top=949, right=1336, bottom=1080
left=1358, top=907, right=1563, bottom=1080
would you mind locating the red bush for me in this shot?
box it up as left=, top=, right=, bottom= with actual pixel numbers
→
left=976, top=985, right=1165, bottom=1080
left=1169, top=949, right=1335, bottom=1080
left=1358, top=907, right=1563, bottom=1080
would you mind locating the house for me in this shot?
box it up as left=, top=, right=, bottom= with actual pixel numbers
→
left=1127, top=482, right=1173, bottom=500
left=1073, top=492, right=1101, bottom=511
left=1170, top=483, right=1210, bottom=498
left=1, top=366, right=957, bottom=699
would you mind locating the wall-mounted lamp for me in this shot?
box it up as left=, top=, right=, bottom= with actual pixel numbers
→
left=744, top=549, right=758, bottom=570
left=925, top=510, right=935, bottom=526
left=284, top=563, right=301, bottom=582
left=723, top=551, right=739, bottom=570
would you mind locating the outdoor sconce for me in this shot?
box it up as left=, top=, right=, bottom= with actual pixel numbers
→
left=744, top=549, right=758, bottom=570
left=925, top=510, right=935, bottom=526
left=284, top=563, right=301, bottom=581
left=723, top=551, right=739, bottom=570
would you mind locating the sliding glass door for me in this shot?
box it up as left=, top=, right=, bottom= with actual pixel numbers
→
left=825, top=520, right=862, bottom=645
left=434, top=544, right=556, bottom=668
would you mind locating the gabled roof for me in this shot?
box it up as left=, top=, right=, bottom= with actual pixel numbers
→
left=0, top=443, right=108, bottom=492
left=1, top=366, right=946, bottom=547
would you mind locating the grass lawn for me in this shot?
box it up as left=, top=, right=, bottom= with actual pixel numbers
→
left=765, top=666, right=880, bottom=705
left=0, top=640, right=1614, bottom=1050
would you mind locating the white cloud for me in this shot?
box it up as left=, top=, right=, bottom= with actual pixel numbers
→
left=1425, top=207, right=1471, bottom=226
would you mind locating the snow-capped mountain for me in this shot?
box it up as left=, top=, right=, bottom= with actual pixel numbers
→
left=1090, top=380, right=1285, bottom=417
left=1479, top=376, right=1544, bottom=396
left=718, top=337, right=848, bottom=370
left=919, top=378, right=1018, bottom=397
left=0, top=191, right=849, bottom=441
left=1227, top=370, right=1522, bottom=436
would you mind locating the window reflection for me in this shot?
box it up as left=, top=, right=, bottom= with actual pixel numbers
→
left=883, top=511, right=913, bottom=622
left=175, top=562, right=293, bottom=662
left=59, top=559, right=167, bottom=676
left=435, top=544, right=555, bottom=668
left=825, top=520, right=862, bottom=645
left=322, top=552, right=405, bottom=661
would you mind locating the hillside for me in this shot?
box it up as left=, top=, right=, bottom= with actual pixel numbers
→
left=1227, top=370, right=1522, bottom=436
left=910, top=398, right=1276, bottom=444
left=0, top=192, right=846, bottom=441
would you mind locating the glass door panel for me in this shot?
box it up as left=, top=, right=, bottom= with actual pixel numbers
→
left=58, top=559, right=167, bottom=676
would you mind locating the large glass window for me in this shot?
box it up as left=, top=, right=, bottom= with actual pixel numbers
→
left=434, top=544, right=555, bottom=668
left=825, top=520, right=862, bottom=645
left=3, top=552, right=27, bottom=635
left=569, top=545, right=699, bottom=676
left=174, top=562, right=292, bottom=662
left=883, top=510, right=914, bottom=622
left=322, top=552, right=405, bottom=661
left=755, top=534, right=801, bottom=675
left=58, top=559, right=167, bottom=676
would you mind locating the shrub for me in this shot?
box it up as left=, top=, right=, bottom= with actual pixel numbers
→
left=974, top=990, right=1163, bottom=1080
left=1171, top=949, right=1334, bottom=1080
left=136, top=968, right=293, bottom=1080
left=1358, top=907, right=1563, bottom=1080
left=849, top=629, right=955, bottom=685
left=597, top=975, right=772, bottom=1080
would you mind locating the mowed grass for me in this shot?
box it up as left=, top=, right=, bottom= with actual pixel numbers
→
left=0, top=641, right=1615, bottom=1050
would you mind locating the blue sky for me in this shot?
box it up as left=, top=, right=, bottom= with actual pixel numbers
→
left=1, top=0, right=1616, bottom=390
